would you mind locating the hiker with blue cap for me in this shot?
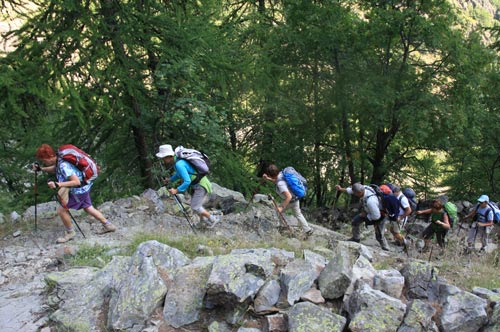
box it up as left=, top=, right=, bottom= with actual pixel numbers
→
left=463, top=194, right=494, bottom=253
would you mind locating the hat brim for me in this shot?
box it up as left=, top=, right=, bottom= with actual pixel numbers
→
left=156, top=152, right=174, bottom=158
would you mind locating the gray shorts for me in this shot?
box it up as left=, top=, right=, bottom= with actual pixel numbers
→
left=190, top=186, right=208, bottom=213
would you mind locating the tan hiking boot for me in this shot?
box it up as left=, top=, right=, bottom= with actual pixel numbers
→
left=56, top=230, right=76, bottom=244
left=102, top=222, right=117, bottom=233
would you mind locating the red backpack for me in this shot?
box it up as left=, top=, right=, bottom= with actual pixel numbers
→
left=57, top=144, right=99, bottom=184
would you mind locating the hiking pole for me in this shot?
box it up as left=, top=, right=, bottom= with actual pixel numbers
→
left=268, top=194, right=292, bottom=232
left=428, top=243, right=434, bottom=262
left=34, top=163, right=39, bottom=232
left=172, top=193, right=197, bottom=234
left=244, top=179, right=264, bottom=211
left=52, top=190, right=86, bottom=238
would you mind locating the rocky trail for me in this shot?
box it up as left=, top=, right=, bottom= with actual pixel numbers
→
left=0, top=187, right=344, bottom=331
left=1, top=186, right=498, bottom=332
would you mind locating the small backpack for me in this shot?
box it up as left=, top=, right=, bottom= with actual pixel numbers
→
left=57, top=144, right=99, bottom=185
left=282, top=167, right=307, bottom=199
left=175, top=146, right=211, bottom=184
left=402, top=187, right=418, bottom=212
left=443, top=201, right=458, bottom=228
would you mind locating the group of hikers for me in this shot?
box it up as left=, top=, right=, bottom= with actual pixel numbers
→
left=336, top=183, right=498, bottom=253
left=33, top=143, right=497, bottom=252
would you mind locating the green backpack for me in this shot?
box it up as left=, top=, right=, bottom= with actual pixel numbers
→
left=444, top=202, right=458, bottom=228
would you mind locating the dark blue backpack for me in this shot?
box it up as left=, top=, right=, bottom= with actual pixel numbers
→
left=282, top=167, right=307, bottom=199
left=402, top=187, right=417, bottom=212
left=382, top=193, right=401, bottom=221
left=368, top=184, right=400, bottom=221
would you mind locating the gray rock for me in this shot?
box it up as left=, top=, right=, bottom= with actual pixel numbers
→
left=303, top=249, right=328, bottom=278
left=318, top=246, right=353, bottom=299
left=373, top=269, right=404, bottom=299
left=10, top=211, right=21, bottom=222
left=109, top=241, right=190, bottom=331
left=397, top=299, right=437, bottom=332
left=343, top=254, right=377, bottom=310
left=253, top=279, right=281, bottom=313
left=280, top=259, right=317, bottom=305
left=141, top=188, right=166, bottom=213
left=400, top=260, right=435, bottom=300
left=49, top=258, right=130, bottom=332
left=206, top=252, right=271, bottom=306
left=347, top=281, right=406, bottom=332
left=163, top=258, right=213, bottom=327
left=288, top=302, right=346, bottom=332
left=439, top=284, right=488, bottom=332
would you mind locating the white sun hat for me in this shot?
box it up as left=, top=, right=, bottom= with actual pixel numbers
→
left=155, top=144, right=174, bottom=158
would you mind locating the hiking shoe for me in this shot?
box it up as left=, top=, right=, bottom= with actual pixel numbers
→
left=347, top=237, right=360, bottom=243
left=102, top=222, right=117, bottom=233
left=56, top=230, right=76, bottom=244
left=305, top=229, right=314, bottom=236
left=207, top=216, right=220, bottom=229
left=381, top=246, right=390, bottom=251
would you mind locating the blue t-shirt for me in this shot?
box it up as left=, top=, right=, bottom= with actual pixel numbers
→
left=56, top=160, right=92, bottom=194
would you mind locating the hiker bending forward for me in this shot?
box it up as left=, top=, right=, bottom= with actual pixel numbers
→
left=336, top=183, right=389, bottom=251
left=262, top=164, right=313, bottom=235
left=392, top=185, right=412, bottom=246
left=416, top=199, right=450, bottom=249
left=463, top=194, right=494, bottom=252
left=156, top=144, right=219, bottom=228
left=34, top=144, right=116, bottom=243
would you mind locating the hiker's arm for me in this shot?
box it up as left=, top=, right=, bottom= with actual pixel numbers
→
left=399, top=206, right=412, bottom=221
left=38, top=165, right=56, bottom=173
left=172, top=162, right=192, bottom=193
left=416, top=208, right=432, bottom=215
left=438, top=213, right=451, bottom=230
left=48, top=174, right=80, bottom=189
left=464, top=210, right=476, bottom=221
left=478, top=210, right=494, bottom=227
left=335, top=184, right=349, bottom=194
left=335, top=184, right=354, bottom=195
left=278, top=191, right=293, bottom=213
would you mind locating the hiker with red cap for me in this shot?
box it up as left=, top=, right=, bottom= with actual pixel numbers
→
left=381, top=185, right=410, bottom=248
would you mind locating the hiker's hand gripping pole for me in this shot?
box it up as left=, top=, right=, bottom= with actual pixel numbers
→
left=268, top=194, right=291, bottom=231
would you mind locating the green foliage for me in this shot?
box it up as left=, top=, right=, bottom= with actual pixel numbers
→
left=67, top=243, right=114, bottom=268
left=0, top=0, right=500, bottom=214
left=126, top=231, right=327, bottom=259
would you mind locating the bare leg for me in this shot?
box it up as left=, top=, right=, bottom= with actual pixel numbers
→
left=57, top=206, right=73, bottom=229
left=84, top=206, right=107, bottom=224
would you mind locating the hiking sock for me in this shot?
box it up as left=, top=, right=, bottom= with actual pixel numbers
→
left=65, top=227, right=74, bottom=232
